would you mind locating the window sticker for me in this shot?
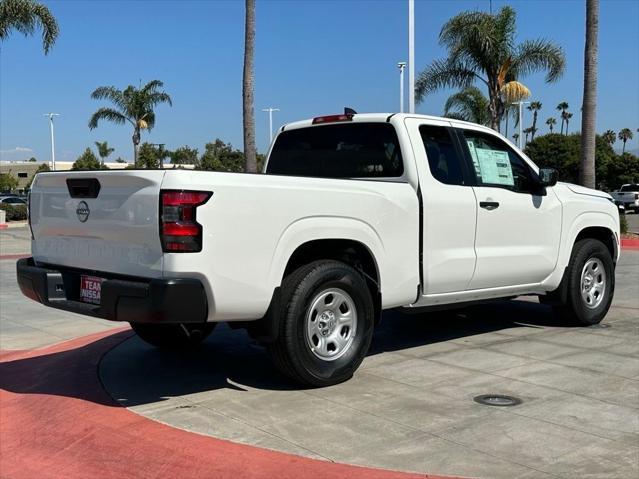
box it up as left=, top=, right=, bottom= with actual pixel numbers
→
left=475, top=148, right=514, bottom=186
left=466, top=140, right=482, bottom=178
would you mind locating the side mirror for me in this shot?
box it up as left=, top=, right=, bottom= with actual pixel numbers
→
left=538, top=168, right=558, bottom=187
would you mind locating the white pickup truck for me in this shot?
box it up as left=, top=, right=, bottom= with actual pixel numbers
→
left=18, top=113, right=620, bottom=386
left=610, top=184, right=639, bottom=213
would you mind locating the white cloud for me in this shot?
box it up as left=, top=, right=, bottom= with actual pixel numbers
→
left=0, top=146, right=35, bottom=161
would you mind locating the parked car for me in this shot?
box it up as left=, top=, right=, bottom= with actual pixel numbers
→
left=0, top=196, right=27, bottom=205
left=610, top=184, right=639, bottom=213
left=17, top=113, right=620, bottom=386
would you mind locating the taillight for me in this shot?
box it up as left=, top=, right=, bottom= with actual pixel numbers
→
left=160, top=190, right=212, bottom=252
left=312, top=114, right=354, bottom=125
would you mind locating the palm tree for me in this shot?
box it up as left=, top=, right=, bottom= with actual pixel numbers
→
left=557, top=101, right=569, bottom=134
left=618, top=128, right=634, bottom=153
left=415, top=6, right=565, bottom=131
left=562, top=111, right=573, bottom=134
left=443, top=86, right=490, bottom=125
left=512, top=132, right=520, bottom=143
left=580, top=0, right=599, bottom=188
left=88, top=80, right=172, bottom=165
left=242, top=0, right=257, bottom=173
left=602, top=130, right=616, bottom=146
left=523, top=127, right=534, bottom=144
left=527, top=101, right=542, bottom=140
left=0, top=0, right=58, bottom=54
left=546, top=117, right=557, bottom=133
left=94, top=141, right=114, bottom=167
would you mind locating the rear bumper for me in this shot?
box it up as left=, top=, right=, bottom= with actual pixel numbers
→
left=16, top=257, right=208, bottom=324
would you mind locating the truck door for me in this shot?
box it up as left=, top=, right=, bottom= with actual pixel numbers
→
left=458, top=127, right=562, bottom=289
left=404, top=118, right=477, bottom=295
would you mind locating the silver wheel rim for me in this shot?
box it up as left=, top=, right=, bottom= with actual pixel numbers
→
left=580, top=258, right=606, bottom=309
left=305, top=288, right=357, bottom=361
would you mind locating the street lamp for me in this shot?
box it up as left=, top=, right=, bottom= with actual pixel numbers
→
left=43, top=113, right=60, bottom=170
left=397, top=62, right=406, bottom=113
left=513, top=101, right=530, bottom=149
left=261, top=107, right=280, bottom=144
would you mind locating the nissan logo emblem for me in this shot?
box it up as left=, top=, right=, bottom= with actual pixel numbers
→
left=76, top=201, right=90, bottom=222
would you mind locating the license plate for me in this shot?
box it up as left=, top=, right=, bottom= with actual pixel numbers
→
left=80, top=275, right=103, bottom=305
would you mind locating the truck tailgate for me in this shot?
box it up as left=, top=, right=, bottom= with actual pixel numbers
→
left=29, top=170, right=166, bottom=277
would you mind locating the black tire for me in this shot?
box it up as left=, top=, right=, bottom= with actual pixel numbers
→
left=268, top=260, right=375, bottom=387
left=130, top=322, right=217, bottom=350
left=553, top=238, right=615, bottom=325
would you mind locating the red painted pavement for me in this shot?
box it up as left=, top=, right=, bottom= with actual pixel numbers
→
left=0, top=329, right=459, bottom=479
left=621, top=238, right=639, bottom=250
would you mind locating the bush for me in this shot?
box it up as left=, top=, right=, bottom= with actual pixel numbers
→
left=0, top=203, right=28, bottom=221
left=620, top=212, right=629, bottom=235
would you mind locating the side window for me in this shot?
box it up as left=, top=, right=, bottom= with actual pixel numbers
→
left=462, top=130, right=535, bottom=193
left=419, top=125, right=465, bottom=186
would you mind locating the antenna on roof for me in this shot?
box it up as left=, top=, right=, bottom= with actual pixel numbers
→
left=344, top=107, right=357, bottom=115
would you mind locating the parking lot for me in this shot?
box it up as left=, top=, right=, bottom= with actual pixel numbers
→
left=1, top=226, right=638, bottom=478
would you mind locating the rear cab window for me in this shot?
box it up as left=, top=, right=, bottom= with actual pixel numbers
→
left=620, top=184, right=639, bottom=192
left=266, top=123, right=404, bottom=179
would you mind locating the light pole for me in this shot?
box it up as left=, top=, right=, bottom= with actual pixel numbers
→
left=408, top=0, right=415, bottom=114
left=397, top=62, right=406, bottom=113
left=44, top=113, right=60, bottom=170
left=513, top=101, right=530, bottom=149
left=262, top=107, right=280, bottom=144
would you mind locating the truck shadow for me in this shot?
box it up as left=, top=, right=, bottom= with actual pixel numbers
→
left=0, top=299, right=577, bottom=408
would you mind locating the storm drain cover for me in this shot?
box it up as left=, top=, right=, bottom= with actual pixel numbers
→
left=473, top=394, right=522, bottom=407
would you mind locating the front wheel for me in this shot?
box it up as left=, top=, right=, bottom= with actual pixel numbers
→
left=130, top=322, right=216, bottom=350
left=268, top=260, right=375, bottom=387
left=553, top=238, right=615, bottom=325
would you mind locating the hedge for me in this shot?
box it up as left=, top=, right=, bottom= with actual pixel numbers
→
left=0, top=203, right=28, bottom=221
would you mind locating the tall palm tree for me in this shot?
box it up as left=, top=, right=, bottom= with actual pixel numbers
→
left=242, top=0, right=257, bottom=173
left=527, top=101, right=542, bottom=140
left=618, top=128, right=634, bottom=153
left=443, top=86, right=490, bottom=125
left=415, top=6, right=565, bottom=131
left=512, top=132, right=520, bottom=143
left=580, top=0, right=599, bottom=188
left=557, top=101, right=569, bottom=134
left=88, top=80, right=172, bottom=165
left=562, top=111, right=573, bottom=134
left=602, top=130, right=616, bottom=146
left=0, top=0, right=58, bottom=54
left=94, top=141, right=114, bottom=167
left=546, top=117, right=557, bottom=133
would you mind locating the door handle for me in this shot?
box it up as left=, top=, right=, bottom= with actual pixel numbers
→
left=479, top=201, right=500, bottom=210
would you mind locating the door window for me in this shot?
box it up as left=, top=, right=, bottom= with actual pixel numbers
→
left=419, top=125, right=466, bottom=185
left=461, top=130, right=535, bottom=193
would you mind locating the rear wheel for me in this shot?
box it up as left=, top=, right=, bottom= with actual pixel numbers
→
left=130, top=322, right=216, bottom=350
left=553, top=238, right=614, bottom=325
left=268, top=260, right=375, bottom=387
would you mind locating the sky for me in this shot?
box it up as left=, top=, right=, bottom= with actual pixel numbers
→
left=1, top=0, right=638, bottom=163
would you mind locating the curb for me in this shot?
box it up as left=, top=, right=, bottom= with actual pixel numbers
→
left=0, top=221, right=28, bottom=229
left=621, top=238, right=639, bottom=250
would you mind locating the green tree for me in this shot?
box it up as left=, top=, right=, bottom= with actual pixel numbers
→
left=170, top=146, right=199, bottom=166
left=618, top=128, right=634, bottom=153
left=557, top=101, right=569, bottom=134
left=512, top=132, right=519, bottom=143
left=136, top=143, right=161, bottom=169
left=523, top=126, right=534, bottom=145
left=94, top=141, right=114, bottom=167
left=527, top=101, right=542, bottom=140
left=443, top=86, right=490, bottom=125
left=71, top=148, right=106, bottom=171
left=88, top=80, right=172, bottom=164
left=0, top=173, right=18, bottom=191
left=602, top=130, right=616, bottom=146
left=415, top=6, right=565, bottom=131
left=28, top=156, right=36, bottom=162
left=579, top=0, right=599, bottom=188
left=546, top=117, right=557, bottom=133
left=243, top=0, right=257, bottom=172
left=115, top=157, right=126, bottom=163
left=0, top=0, right=58, bottom=54
left=200, top=139, right=245, bottom=172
